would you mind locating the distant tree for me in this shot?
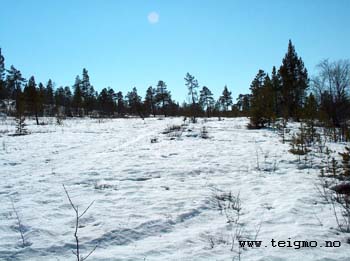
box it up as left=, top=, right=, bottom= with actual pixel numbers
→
left=24, top=76, right=40, bottom=125
left=15, top=92, right=27, bottom=135
left=184, top=72, right=199, bottom=106
left=37, top=82, right=45, bottom=116
left=155, top=80, right=171, bottom=117
left=64, top=86, right=73, bottom=116
left=236, top=94, right=251, bottom=115
left=72, top=76, right=83, bottom=116
left=98, top=87, right=115, bottom=116
left=81, top=68, right=96, bottom=114
left=199, top=86, right=214, bottom=117
left=167, top=100, right=180, bottom=116
left=0, top=48, right=6, bottom=99
left=249, top=70, right=269, bottom=128
left=271, top=66, right=281, bottom=117
left=313, top=59, right=350, bottom=126
left=6, top=66, right=26, bottom=112
left=279, top=40, right=309, bottom=120
left=116, top=91, right=125, bottom=116
left=45, top=79, right=55, bottom=105
left=303, top=93, right=318, bottom=121
left=219, top=85, right=233, bottom=112
left=262, top=74, right=276, bottom=124
left=126, top=87, right=143, bottom=118
left=144, top=86, right=156, bottom=117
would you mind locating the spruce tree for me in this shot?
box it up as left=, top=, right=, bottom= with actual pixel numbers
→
left=249, top=70, right=267, bottom=128
left=279, top=40, right=309, bottom=120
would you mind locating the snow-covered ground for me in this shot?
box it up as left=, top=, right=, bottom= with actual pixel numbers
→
left=0, top=117, right=349, bottom=261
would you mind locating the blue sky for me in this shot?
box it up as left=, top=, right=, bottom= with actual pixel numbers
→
left=0, top=0, right=349, bottom=103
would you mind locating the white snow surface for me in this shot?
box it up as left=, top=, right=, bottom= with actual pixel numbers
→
left=0, top=117, right=349, bottom=261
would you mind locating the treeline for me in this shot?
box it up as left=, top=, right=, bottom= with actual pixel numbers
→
left=0, top=49, right=236, bottom=123
left=238, top=40, right=350, bottom=130
left=1, top=40, right=349, bottom=127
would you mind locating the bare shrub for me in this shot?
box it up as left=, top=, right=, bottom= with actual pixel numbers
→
left=63, top=185, right=97, bottom=261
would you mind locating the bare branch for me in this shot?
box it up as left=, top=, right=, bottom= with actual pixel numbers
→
left=10, top=198, right=26, bottom=247
left=63, top=184, right=97, bottom=261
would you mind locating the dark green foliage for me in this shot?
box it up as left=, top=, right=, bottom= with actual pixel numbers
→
left=235, top=94, right=251, bottom=116
left=279, top=40, right=309, bottom=120
left=144, top=86, right=156, bottom=117
left=72, top=76, right=83, bottom=116
left=116, top=91, right=125, bottom=116
left=155, top=80, right=171, bottom=117
left=248, top=70, right=275, bottom=128
left=289, top=123, right=311, bottom=156
left=98, top=87, right=116, bottom=116
left=184, top=73, right=199, bottom=106
left=199, top=86, right=214, bottom=117
left=6, top=66, right=26, bottom=112
left=219, top=85, right=232, bottom=113
left=184, top=73, right=200, bottom=119
left=45, top=79, right=55, bottom=105
left=126, top=87, right=143, bottom=118
left=23, top=76, right=40, bottom=125
left=14, top=90, right=28, bottom=135
left=81, top=68, right=97, bottom=114
left=0, top=48, right=6, bottom=99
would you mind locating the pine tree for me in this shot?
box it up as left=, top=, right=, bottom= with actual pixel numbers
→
left=184, top=72, right=199, bottom=107
left=24, top=76, right=40, bottom=125
left=144, top=86, right=156, bottom=117
left=98, top=87, right=115, bottom=116
left=249, top=70, right=267, bottom=128
left=116, top=91, right=125, bottom=116
left=37, top=82, right=45, bottom=116
left=45, top=79, right=55, bottom=105
left=155, top=80, right=171, bottom=117
left=271, top=66, right=281, bottom=117
left=6, top=66, right=26, bottom=114
left=72, top=76, right=83, bottom=116
left=0, top=48, right=6, bottom=99
left=279, top=40, right=309, bottom=120
left=219, top=85, right=233, bottom=112
left=64, top=86, right=73, bottom=116
left=236, top=94, right=251, bottom=115
left=126, top=87, right=143, bottom=117
left=199, top=86, right=214, bottom=117
left=81, top=68, right=96, bottom=114
left=14, top=88, right=27, bottom=135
